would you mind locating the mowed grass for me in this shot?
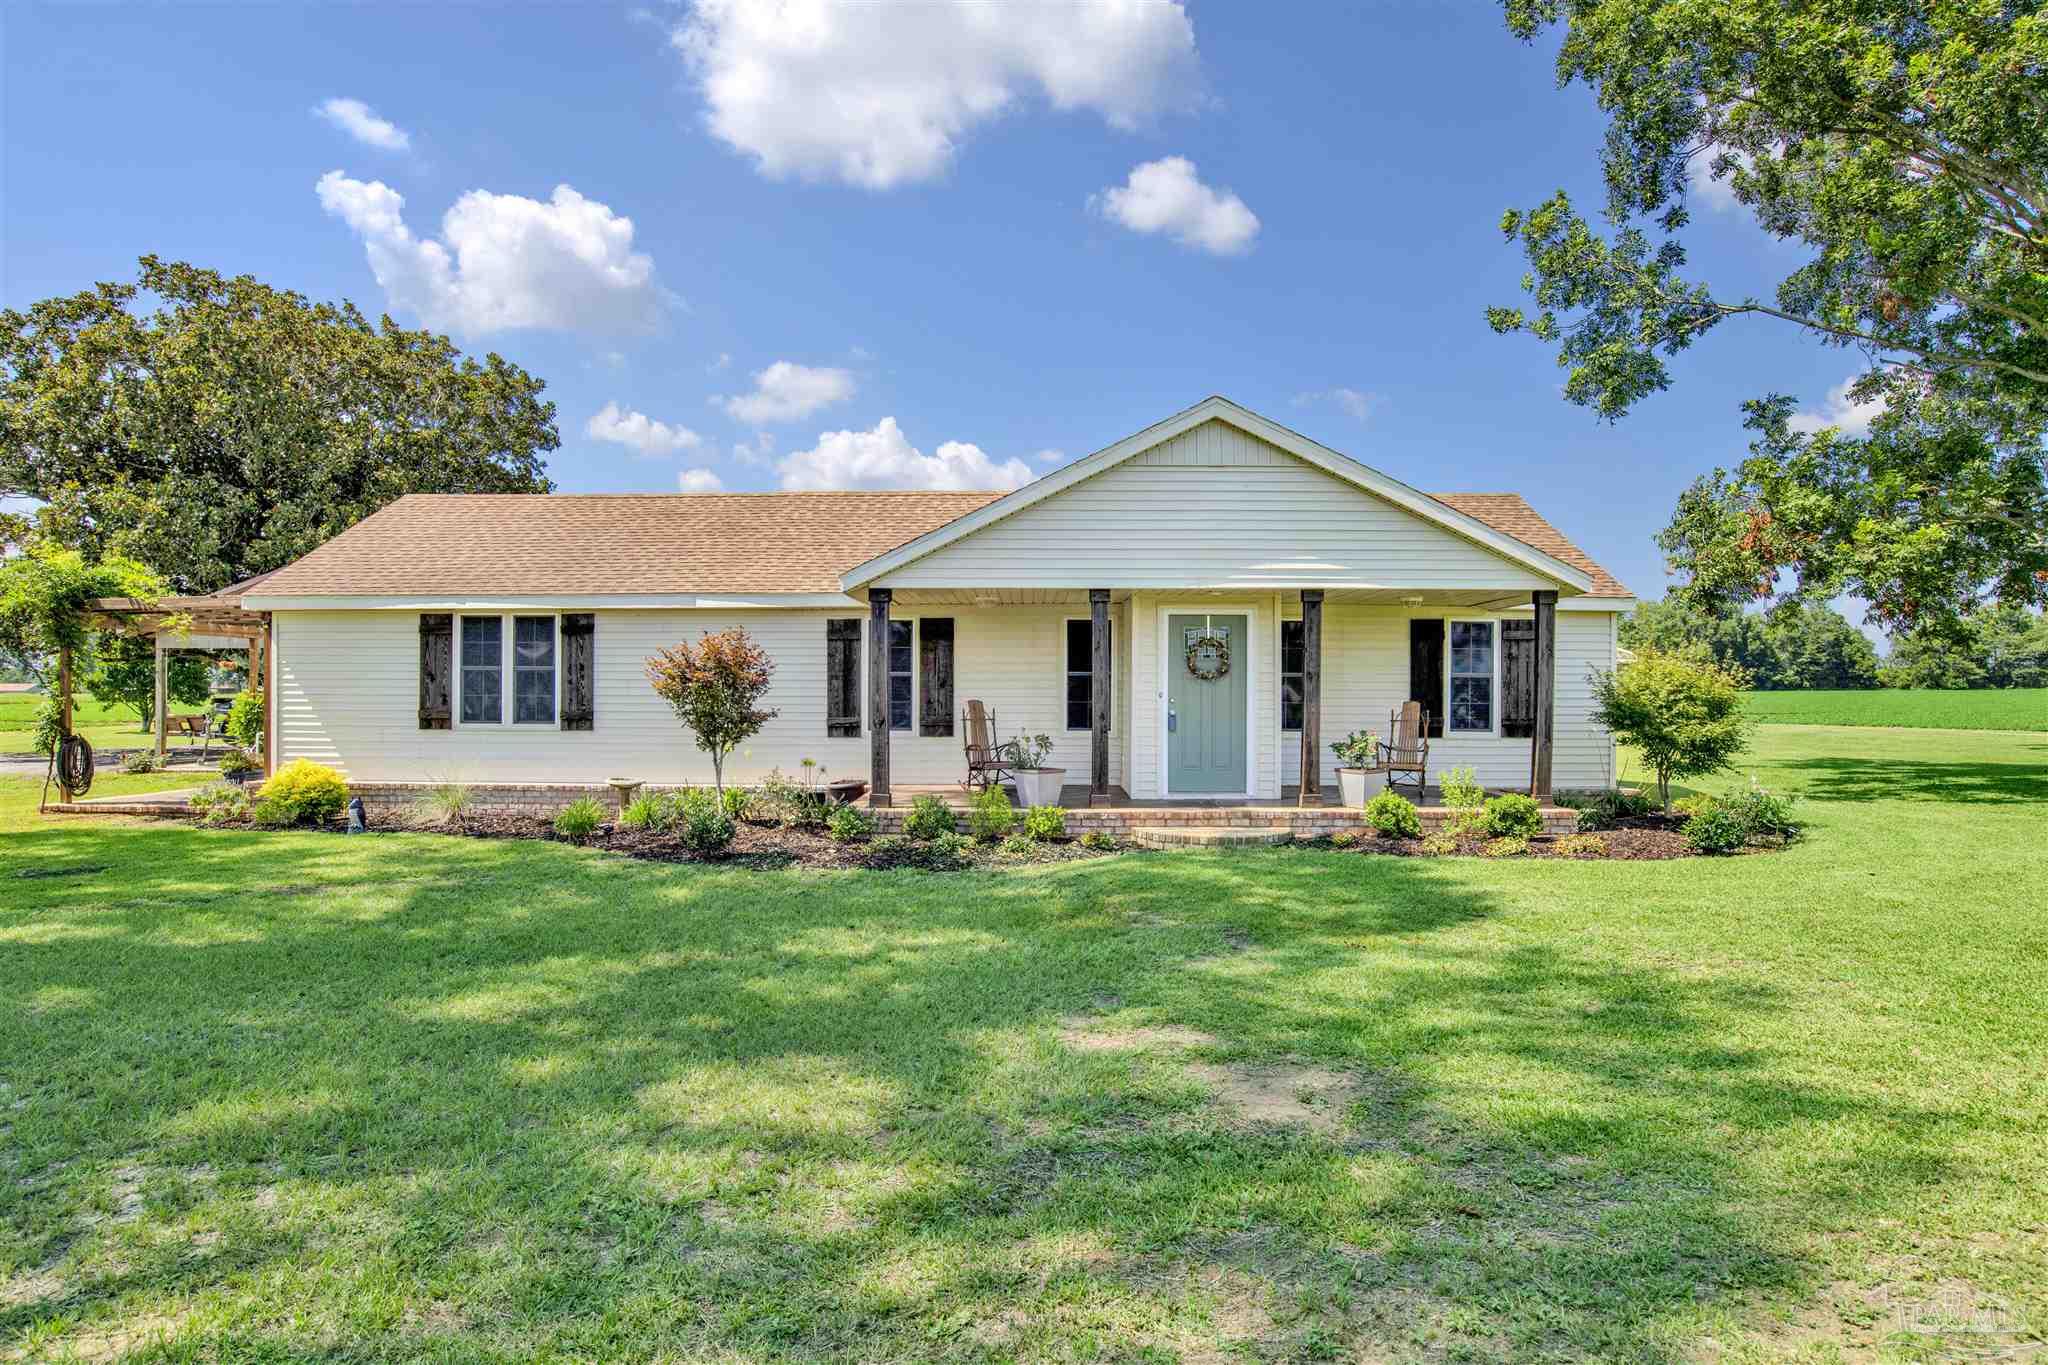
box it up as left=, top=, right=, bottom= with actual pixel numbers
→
left=0, top=695, right=210, bottom=758
left=2, top=729, right=2044, bottom=1362
left=1743, top=686, right=2048, bottom=731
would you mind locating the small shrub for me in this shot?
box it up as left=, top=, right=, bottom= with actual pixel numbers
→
left=1419, top=831, right=1459, bottom=856
left=1672, top=793, right=1718, bottom=819
left=410, top=781, right=473, bottom=829
left=721, top=786, right=752, bottom=823
left=619, top=792, right=665, bottom=831
left=1553, top=833, right=1609, bottom=858
left=119, top=748, right=164, bottom=774
left=226, top=689, right=265, bottom=748
left=1328, top=728, right=1379, bottom=768
left=1440, top=766, right=1485, bottom=809
left=677, top=788, right=737, bottom=855
left=248, top=796, right=295, bottom=829
left=553, top=796, right=605, bottom=842
left=1569, top=788, right=1656, bottom=831
left=217, top=747, right=261, bottom=780
left=1684, top=806, right=1748, bottom=854
left=827, top=803, right=876, bottom=843
left=1482, top=793, right=1544, bottom=838
left=256, top=759, right=348, bottom=825
left=998, top=834, right=1035, bottom=858
left=929, top=831, right=973, bottom=867
left=1079, top=830, right=1117, bottom=852
left=758, top=769, right=827, bottom=828
left=1483, top=835, right=1530, bottom=858
left=1022, top=805, right=1066, bottom=842
left=1445, top=807, right=1489, bottom=837
left=967, top=784, right=1016, bottom=842
left=187, top=782, right=250, bottom=826
left=1328, top=830, right=1360, bottom=848
left=1724, top=783, right=1802, bottom=842
left=864, top=831, right=967, bottom=870
left=902, top=794, right=957, bottom=841
left=1362, top=790, right=1421, bottom=838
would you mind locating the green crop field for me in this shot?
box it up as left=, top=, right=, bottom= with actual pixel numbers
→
left=1743, top=687, right=2047, bottom=731
left=0, top=694, right=212, bottom=756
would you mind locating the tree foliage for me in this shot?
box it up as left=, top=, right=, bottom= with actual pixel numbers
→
left=1590, top=649, right=1751, bottom=810
left=1881, top=602, right=2048, bottom=688
left=82, top=633, right=211, bottom=732
left=1492, top=0, right=2048, bottom=628
left=1622, top=596, right=1880, bottom=689
left=1, top=257, right=557, bottom=592
left=0, top=543, right=166, bottom=683
left=645, top=629, right=779, bottom=800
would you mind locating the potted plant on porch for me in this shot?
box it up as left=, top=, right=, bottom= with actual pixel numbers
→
left=1329, top=729, right=1380, bottom=807
left=218, top=747, right=262, bottom=786
left=1001, top=732, right=1065, bottom=808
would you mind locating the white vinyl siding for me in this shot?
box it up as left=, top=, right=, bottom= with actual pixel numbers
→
left=870, top=421, right=1557, bottom=593
left=273, top=605, right=1127, bottom=789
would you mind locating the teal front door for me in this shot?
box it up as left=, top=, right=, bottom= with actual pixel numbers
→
left=1167, top=613, right=1249, bottom=794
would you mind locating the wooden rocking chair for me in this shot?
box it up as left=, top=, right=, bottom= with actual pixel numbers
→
left=1378, top=701, right=1430, bottom=796
left=962, top=700, right=1014, bottom=792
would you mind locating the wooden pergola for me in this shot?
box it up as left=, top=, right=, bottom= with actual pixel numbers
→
left=62, top=585, right=272, bottom=801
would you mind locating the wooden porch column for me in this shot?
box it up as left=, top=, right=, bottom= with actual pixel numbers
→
left=1530, top=590, right=1557, bottom=799
left=1297, top=590, right=1323, bottom=805
left=153, top=636, right=169, bottom=761
left=1088, top=589, right=1111, bottom=804
left=867, top=589, right=892, bottom=808
left=56, top=643, right=74, bottom=801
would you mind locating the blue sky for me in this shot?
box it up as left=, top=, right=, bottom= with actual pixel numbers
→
left=4, top=2, right=1872, bottom=606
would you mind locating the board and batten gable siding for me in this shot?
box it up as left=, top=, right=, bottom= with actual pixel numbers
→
left=1275, top=605, right=1620, bottom=791
left=869, top=420, right=1559, bottom=593
left=272, top=605, right=1126, bottom=788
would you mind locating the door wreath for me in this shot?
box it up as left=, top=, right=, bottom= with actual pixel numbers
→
left=1184, top=633, right=1231, bottom=681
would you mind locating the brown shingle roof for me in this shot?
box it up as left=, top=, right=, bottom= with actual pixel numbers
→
left=1430, top=493, right=1632, bottom=597
left=250, top=488, right=1630, bottom=599
left=251, top=492, right=1007, bottom=596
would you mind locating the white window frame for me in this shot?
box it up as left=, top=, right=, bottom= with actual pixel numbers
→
left=1061, top=615, right=1112, bottom=734
left=885, top=617, right=917, bottom=734
left=1278, top=617, right=1305, bottom=734
left=452, top=612, right=560, bottom=728
left=1445, top=616, right=1502, bottom=737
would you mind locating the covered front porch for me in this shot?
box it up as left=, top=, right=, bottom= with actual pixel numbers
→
left=858, top=584, right=1568, bottom=811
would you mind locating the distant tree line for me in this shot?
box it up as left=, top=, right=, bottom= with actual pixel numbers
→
left=1623, top=599, right=2048, bottom=692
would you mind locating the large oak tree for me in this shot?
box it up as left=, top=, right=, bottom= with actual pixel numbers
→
left=1490, top=0, right=2047, bottom=630
left=1, top=257, right=558, bottom=592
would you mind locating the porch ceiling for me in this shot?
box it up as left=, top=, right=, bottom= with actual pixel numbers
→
left=870, top=586, right=1574, bottom=609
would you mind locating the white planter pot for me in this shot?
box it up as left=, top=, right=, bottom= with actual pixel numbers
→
left=1011, top=768, right=1066, bottom=808
left=1336, top=767, right=1372, bottom=808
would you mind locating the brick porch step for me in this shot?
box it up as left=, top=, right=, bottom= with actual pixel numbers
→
left=1130, top=826, right=1295, bottom=849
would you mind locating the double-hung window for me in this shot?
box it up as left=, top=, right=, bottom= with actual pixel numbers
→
left=887, top=621, right=914, bottom=731
left=1447, top=620, right=1496, bottom=733
left=1065, top=619, right=1111, bottom=731
left=460, top=617, right=502, bottom=724
left=513, top=616, right=557, bottom=724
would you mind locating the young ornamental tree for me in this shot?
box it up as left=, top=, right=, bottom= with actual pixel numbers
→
left=1589, top=649, right=1751, bottom=812
left=645, top=628, right=778, bottom=802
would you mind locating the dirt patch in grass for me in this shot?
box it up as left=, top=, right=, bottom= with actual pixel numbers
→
left=1188, top=1062, right=1368, bottom=1133
left=1057, top=1018, right=1219, bottom=1052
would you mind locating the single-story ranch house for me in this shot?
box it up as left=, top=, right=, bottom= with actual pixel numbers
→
left=227, top=397, right=1633, bottom=817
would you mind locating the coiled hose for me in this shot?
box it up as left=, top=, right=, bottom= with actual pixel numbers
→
left=41, top=733, right=94, bottom=811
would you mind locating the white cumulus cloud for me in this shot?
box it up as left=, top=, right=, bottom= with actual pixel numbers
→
left=672, top=0, right=1199, bottom=189
left=315, top=98, right=411, bottom=151
left=586, top=401, right=703, bottom=456
left=1294, top=387, right=1377, bottom=421
left=316, top=171, right=664, bottom=335
left=777, top=417, right=1032, bottom=491
left=1092, top=156, right=1258, bottom=255
left=1789, top=374, right=1887, bottom=437
left=716, top=360, right=855, bottom=424
left=676, top=468, right=726, bottom=492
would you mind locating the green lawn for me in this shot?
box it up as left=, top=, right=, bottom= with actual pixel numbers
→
left=1742, top=686, right=2048, bottom=731
left=0, top=695, right=212, bottom=758
left=3, top=728, right=2044, bottom=1362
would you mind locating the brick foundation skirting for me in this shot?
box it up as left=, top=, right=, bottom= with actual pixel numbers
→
left=343, top=783, right=1576, bottom=837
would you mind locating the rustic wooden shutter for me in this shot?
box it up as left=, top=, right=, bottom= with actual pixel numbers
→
left=419, top=613, right=453, bottom=730
left=1407, top=618, right=1445, bottom=738
left=560, top=613, right=595, bottom=731
left=919, top=618, right=954, bottom=736
left=1500, top=618, right=1537, bottom=739
left=826, top=619, right=861, bottom=736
